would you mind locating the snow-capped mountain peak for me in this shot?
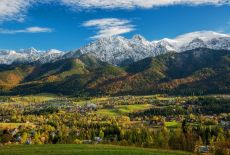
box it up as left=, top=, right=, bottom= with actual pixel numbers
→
left=132, top=34, right=147, bottom=42
left=131, top=34, right=151, bottom=46
left=17, top=47, right=41, bottom=54
left=64, top=35, right=171, bottom=66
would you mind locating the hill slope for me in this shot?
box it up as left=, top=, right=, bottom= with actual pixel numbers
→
left=97, top=48, right=230, bottom=95
left=0, top=48, right=229, bottom=96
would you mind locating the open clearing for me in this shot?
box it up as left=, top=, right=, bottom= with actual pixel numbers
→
left=96, top=104, right=152, bottom=116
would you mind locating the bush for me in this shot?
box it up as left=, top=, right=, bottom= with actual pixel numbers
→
left=214, top=141, right=230, bottom=155
left=73, top=139, right=83, bottom=144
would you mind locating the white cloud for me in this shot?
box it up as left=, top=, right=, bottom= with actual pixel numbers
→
left=0, top=0, right=230, bottom=22
left=83, top=18, right=135, bottom=39
left=61, top=0, right=230, bottom=9
left=25, top=27, right=53, bottom=33
left=0, top=27, right=53, bottom=34
left=0, top=0, right=32, bottom=22
left=0, top=0, right=54, bottom=22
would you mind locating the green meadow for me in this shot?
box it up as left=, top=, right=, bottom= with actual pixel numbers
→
left=0, top=144, right=193, bottom=155
left=96, top=104, right=152, bottom=116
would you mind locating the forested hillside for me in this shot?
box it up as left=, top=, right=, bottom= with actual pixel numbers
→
left=0, top=48, right=229, bottom=96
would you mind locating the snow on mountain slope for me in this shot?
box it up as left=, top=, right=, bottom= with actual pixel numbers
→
left=37, top=49, right=64, bottom=64
left=0, top=48, right=64, bottom=65
left=174, top=31, right=230, bottom=51
left=1, top=31, right=230, bottom=66
left=63, top=35, right=174, bottom=66
left=64, top=31, right=230, bottom=66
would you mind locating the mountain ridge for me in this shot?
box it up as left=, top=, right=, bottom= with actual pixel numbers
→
left=0, top=48, right=64, bottom=65
left=63, top=31, right=230, bottom=66
left=1, top=31, right=230, bottom=66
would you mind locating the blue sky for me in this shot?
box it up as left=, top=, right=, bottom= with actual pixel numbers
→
left=0, top=0, right=230, bottom=51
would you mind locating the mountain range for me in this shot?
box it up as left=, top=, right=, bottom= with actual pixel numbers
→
left=1, top=31, right=230, bottom=66
left=0, top=31, right=229, bottom=96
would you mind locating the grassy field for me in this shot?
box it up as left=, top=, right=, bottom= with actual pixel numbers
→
left=0, top=144, right=193, bottom=155
left=165, top=121, right=180, bottom=128
left=0, top=94, right=58, bottom=105
left=96, top=104, right=152, bottom=116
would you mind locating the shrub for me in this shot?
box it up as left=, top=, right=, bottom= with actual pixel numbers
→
left=74, top=139, right=83, bottom=144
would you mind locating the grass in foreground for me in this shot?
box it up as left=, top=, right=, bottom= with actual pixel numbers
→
left=0, top=144, right=193, bottom=155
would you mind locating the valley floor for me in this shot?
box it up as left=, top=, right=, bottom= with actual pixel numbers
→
left=0, top=94, right=229, bottom=154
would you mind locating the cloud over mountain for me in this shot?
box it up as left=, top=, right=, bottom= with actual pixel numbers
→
left=83, top=18, right=135, bottom=39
